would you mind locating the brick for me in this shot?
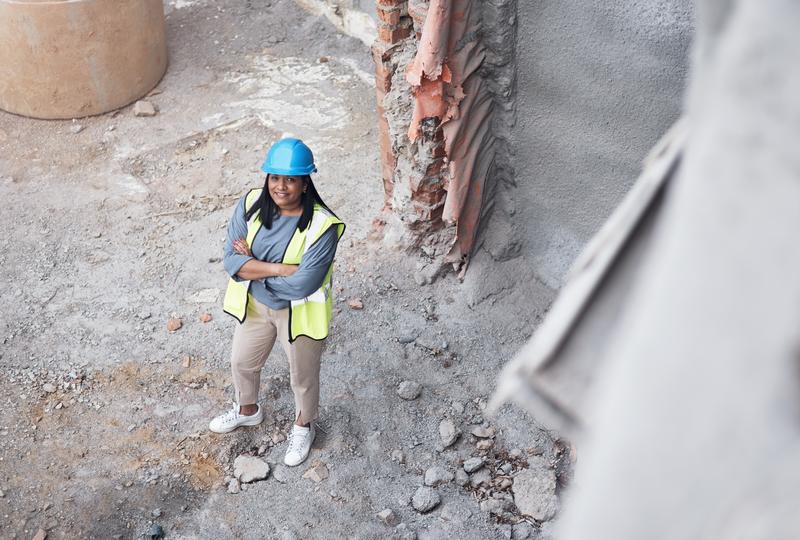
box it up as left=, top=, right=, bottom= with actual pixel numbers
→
left=378, top=18, right=413, bottom=44
left=374, top=59, right=394, bottom=93
left=377, top=6, right=402, bottom=26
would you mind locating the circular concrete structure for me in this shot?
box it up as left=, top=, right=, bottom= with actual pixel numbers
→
left=0, top=0, right=167, bottom=119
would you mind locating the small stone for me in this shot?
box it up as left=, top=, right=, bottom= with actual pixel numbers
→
left=166, top=318, right=182, bottom=332
left=500, top=463, right=513, bottom=475
left=476, top=439, right=494, bottom=451
left=151, top=508, right=162, bottom=518
left=70, top=124, right=84, bottom=134
left=377, top=508, right=399, bottom=526
left=470, top=426, right=496, bottom=438
left=233, top=455, right=270, bottom=483
left=455, top=469, right=469, bottom=486
left=480, top=498, right=514, bottom=518
left=147, top=524, right=164, bottom=539
left=391, top=449, right=406, bottom=464
left=302, top=463, right=329, bottom=482
left=127, top=424, right=136, bottom=432
left=438, top=419, right=460, bottom=448
left=512, top=457, right=559, bottom=521
left=55, top=402, right=63, bottom=410
left=451, top=401, right=465, bottom=414
left=133, top=100, right=157, bottom=117
left=43, top=383, right=57, bottom=393
left=0, top=490, right=5, bottom=497
left=498, top=478, right=513, bottom=490
left=32, top=529, right=47, bottom=540
left=470, top=468, right=492, bottom=488
left=424, top=466, right=454, bottom=487
left=181, top=356, right=192, bottom=368
left=272, top=465, right=290, bottom=484
left=227, top=478, right=240, bottom=494
left=397, top=381, right=422, bottom=400
left=348, top=298, right=363, bottom=310
left=463, top=457, right=484, bottom=473
left=199, top=313, right=213, bottom=323
left=411, top=486, right=440, bottom=513
left=272, top=432, right=286, bottom=444
left=510, top=448, right=523, bottom=459
left=397, top=335, right=416, bottom=344
left=138, top=311, right=152, bottom=320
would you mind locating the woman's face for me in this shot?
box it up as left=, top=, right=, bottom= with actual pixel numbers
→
left=268, top=174, right=305, bottom=211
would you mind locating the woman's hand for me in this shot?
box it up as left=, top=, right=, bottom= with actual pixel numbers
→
left=232, top=238, right=252, bottom=257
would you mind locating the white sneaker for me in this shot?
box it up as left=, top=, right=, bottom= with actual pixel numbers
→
left=284, top=423, right=315, bottom=466
left=208, top=403, right=264, bottom=433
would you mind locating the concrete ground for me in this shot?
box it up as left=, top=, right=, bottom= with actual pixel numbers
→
left=0, top=1, right=563, bottom=538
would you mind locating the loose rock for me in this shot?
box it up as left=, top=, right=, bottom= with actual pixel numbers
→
left=303, top=462, right=329, bottom=482
left=272, top=464, right=290, bottom=484
left=391, top=449, right=406, bottom=464
left=166, top=318, right=182, bottom=332
left=438, top=419, right=460, bottom=448
left=476, top=439, right=494, bottom=451
left=32, top=529, right=47, bottom=540
left=199, top=313, right=213, bottom=323
left=233, top=455, right=270, bottom=483
left=348, top=298, right=364, bottom=310
left=181, top=356, right=192, bottom=368
left=512, top=457, right=559, bottom=521
left=470, top=468, right=492, bottom=488
left=424, top=466, right=454, bottom=487
left=397, top=381, right=422, bottom=400
left=147, top=524, right=164, bottom=539
left=455, top=469, right=469, bottom=486
left=470, top=426, right=496, bottom=438
left=377, top=508, right=399, bottom=526
left=43, top=383, right=57, bottom=393
left=227, top=478, right=240, bottom=494
left=133, top=100, right=157, bottom=117
left=411, top=486, right=440, bottom=513
left=463, top=457, right=484, bottom=473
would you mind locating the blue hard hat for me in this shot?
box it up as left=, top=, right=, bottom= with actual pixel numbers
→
left=260, top=138, right=317, bottom=175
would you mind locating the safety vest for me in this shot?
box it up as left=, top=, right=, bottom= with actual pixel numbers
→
left=222, top=188, right=345, bottom=342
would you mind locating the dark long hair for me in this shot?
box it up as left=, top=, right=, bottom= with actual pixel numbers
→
left=245, top=174, right=335, bottom=231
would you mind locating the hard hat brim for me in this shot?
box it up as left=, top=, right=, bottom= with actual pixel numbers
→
left=260, top=163, right=317, bottom=175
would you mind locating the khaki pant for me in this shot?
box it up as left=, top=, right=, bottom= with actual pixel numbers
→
left=230, top=297, right=324, bottom=422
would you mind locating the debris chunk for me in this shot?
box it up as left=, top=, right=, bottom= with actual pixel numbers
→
left=147, top=524, right=164, bottom=539
left=227, top=478, right=240, bottom=494
left=32, top=529, right=47, bottom=540
left=470, top=426, right=496, bottom=439
left=166, top=318, right=183, bottom=332
left=181, top=356, right=192, bottom=368
left=438, top=419, right=460, bottom=448
left=424, top=466, right=454, bottom=487
left=233, top=455, right=270, bottom=483
left=411, top=486, right=440, bottom=513
left=377, top=508, right=399, bottom=526
left=302, top=462, right=329, bottom=483
left=397, top=380, right=422, bottom=400
left=133, top=100, right=157, bottom=117
left=199, top=313, right=213, bottom=323
left=463, top=457, right=484, bottom=473
left=43, top=383, right=57, bottom=393
left=512, top=457, right=559, bottom=521
left=348, top=298, right=364, bottom=310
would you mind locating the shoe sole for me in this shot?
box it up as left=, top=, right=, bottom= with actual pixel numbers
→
left=209, top=414, right=264, bottom=434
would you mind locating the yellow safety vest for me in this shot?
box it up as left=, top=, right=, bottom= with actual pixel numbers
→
left=222, top=188, right=345, bottom=342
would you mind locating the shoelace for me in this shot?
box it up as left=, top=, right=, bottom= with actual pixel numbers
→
left=287, top=428, right=306, bottom=454
left=221, top=404, right=240, bottom=424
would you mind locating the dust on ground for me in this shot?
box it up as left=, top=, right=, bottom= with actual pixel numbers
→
left=0, top=1, right=562, bottom=538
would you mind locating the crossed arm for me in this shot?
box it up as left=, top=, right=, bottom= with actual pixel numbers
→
left=230, top=238, right=298, bottom=279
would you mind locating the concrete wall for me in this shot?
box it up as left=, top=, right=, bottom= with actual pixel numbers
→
left=510, top=1, right=693, bottom=288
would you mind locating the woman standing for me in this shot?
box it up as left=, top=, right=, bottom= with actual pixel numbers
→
left=209, top=138, right=344, bottom=467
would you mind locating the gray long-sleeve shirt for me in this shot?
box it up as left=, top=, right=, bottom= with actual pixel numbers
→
left=223, top=194, right=339, bottom=310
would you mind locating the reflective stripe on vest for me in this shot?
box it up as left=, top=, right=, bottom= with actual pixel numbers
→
left=222, top=188, right=345, bottom=343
